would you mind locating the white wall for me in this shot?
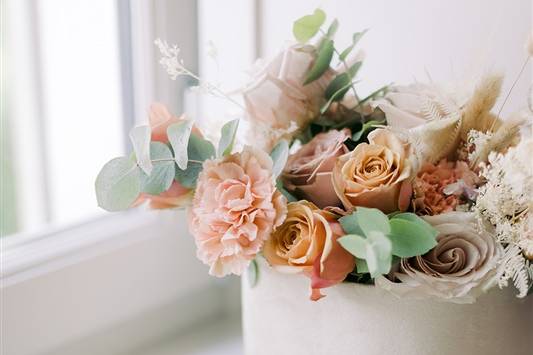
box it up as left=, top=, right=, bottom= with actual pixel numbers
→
left=260, top=0, right=532, bottom=116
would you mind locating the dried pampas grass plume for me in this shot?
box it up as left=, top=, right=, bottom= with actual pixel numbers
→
left=461, top=73, right=503, bottom=140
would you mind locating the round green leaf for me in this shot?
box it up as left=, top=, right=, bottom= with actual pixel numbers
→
left=388, top=218, right=438, bottom=258
left=356, top=207, right=391, bottom=236
left=167, top=121, right=193, bottom=170
left=270, top=140, right=289, bottom=179
left=140, top=142, right=175, bottom=195
left=218, top=119, right=239, bottom=157
left=338, top=234, right=367, bottom=259
left=189, top=134, right=215, bottom=161
left=293, top=8, right=326, bottom=43
left=95, top=156, right=141, bottom=211
left=339, top=213, right=364, bottom=235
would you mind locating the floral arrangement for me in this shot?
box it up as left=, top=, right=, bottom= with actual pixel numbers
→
left=95, top=9, right=533, bottom=303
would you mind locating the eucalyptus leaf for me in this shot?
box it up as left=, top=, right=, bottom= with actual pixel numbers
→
left=352, top=119, right=385, bottom=141
left=365, top=231, right=393, bottom=277
left=140, top=142, right=175, bottom=195
left=326, top=19, right=339, bottom=38
left=129, top=125, right=152, bottom=175
left=304, top=39, right=334, bottom=85
left=355, top=258, right=369, bottom=273
left=189, top=134, right=216, bottom=161
left=356, top=207, right=390, bottom=236
left=324, top=61, right=362, bottom=100
left=293, top=8, right=326, bottom=43
left=167, top=121, right=193, bottom=170
left=175, top=162, right=203, bottom=189
left=391, top=213, right=438, bottom=237
left=320, top=81, right=353, bottom=114
left=270, top=140, right=289, bottom=179
left=218, top=119, right=239, bottom=157
left=95, top=156, right=141, bottom=212
left=339, top=213, right=365, bottom=235
left=388, top=218, right=438, bottom=258
left=276, top=180, right=298, bottom=202
left=339, top=29, right=368, bottom=61
left=338, top=234, right=367, bottom=259
left=247, top=259, right=259, bottom=288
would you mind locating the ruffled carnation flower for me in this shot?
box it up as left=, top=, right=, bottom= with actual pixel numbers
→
left=188, top=146, right=287, bottom=277
left=332, top=128, right=412, bottom=213
left=263, top=201, right=355, bottom=301
left=376, top=212, right=503, bottom=304
left=135, top=103, right=202, bottom=209
left=412, top=159, right=479, bottom=215
left=242, top=44, right=335, bottom=150
left=282, top=129, right=350, bottom=208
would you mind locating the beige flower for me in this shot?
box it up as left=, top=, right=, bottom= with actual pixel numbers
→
left=282, top=129, right=350, bottom=208
left=376, top=212, right=503, bottom=303
left=263, top=201, right=355, bottom=300
left=188, top=146, right=287, bottom=277
left=242, top=44, right=334, bottom=150
left=332, top=128, right=412, bottom=213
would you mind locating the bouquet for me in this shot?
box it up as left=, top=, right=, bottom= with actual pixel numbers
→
left=95, top=9, right=533, bottom=303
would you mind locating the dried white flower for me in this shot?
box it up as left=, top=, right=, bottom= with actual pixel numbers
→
left=154, top=38, right=189, bottom=80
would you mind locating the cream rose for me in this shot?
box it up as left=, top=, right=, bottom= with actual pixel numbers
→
left=188, top=146, right=287, bottom=277
left=263, top=201, right=356, bottom=300
left=242, top=44, right=334, bottom=150
left=332, top=128, right=412, bottom=213
left=376, top=212, right=503, bottom=304
left=282, top=129, right=350, bottom=208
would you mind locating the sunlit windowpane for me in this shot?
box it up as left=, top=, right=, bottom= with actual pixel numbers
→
left=37, top=0, right=124, bottom=226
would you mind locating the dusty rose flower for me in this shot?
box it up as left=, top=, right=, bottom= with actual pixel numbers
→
left=242, top=44, right=335, bottom=150
left=133, top=103, right=204, bottom=209
left=332, top=128, right=412, bottom=213
left=263, top=201, right=356, bottom=301
left=188, top=146, right=287, bottom=277
left=282, top=129, right=350, bottom=208
left=376, top=212, right=503, bottom=303
left=412, top=159, right=479, bottom=215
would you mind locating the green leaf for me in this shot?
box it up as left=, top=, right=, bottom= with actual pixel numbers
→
left=293, top=8, right=326, bottom=43
left=247, top=259, right=259, bottom=288
left=388, top=218, right=438, bottom=258
left=218, top=119, right=239, bottom=157
left=356, top=207, right=390, bottom=236
left=365, top=231, right=393, bottom=277
left=339, top=213, right=365, bottom=235
left=175, top=162, right=202, bottom=189
left=95, top=156, right=141, bottom=212
left=140, top=142, right=175, bottom=195
left=339, top=29, right=368, bottom=61
left=391, top=213, right=438, bottom=237
left=129, top=125, right=152, bottom=175
left=304, top=39, right=334, bottom=85
left=324, top=61, right=362, bottom=100
left=320, top=81, right=353, bottom=114
left=355, top=258, right=369, bottom=273
left=270, top=140, right=289, bottom=179
left=276, top=180, right=298, bottom=202
left=352, top=119, right=385, bottom=141
left=167, top=121, right=193, bottom=170
left=189, top=134, right=215, bottom=161
left=326, top=19, right=339, bottom=38
left=338, top=234, right=367, bottom=259
left=358, top=84, right=389, bottom=105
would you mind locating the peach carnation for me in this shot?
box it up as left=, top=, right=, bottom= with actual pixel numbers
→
left=412, top=159, right=479, bottom=215
left=188, top=146, right=287, bottom=277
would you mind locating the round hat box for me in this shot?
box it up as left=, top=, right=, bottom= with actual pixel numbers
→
left=242, top=257, right=533, bottom=355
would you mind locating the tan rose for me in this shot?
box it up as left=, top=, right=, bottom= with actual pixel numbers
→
left=376, top=212, right=503, bottom=304
left=282, top=129, right=350, bottom=208
left=332, top=128, right=412, bottom=213
left=263, top=201, right=355, bottom=300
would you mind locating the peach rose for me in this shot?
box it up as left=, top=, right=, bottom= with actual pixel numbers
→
left=263, top=201, right=356, bottom=300
left=332, top=128, right=412, bottom=213
left=134, top=103, right=202, bottom=209
left=282, top=129, right=350, bottom=208
left=188, top=146, right=287, bottom=277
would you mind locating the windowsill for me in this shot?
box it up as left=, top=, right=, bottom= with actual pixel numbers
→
left=1, top=210, right=160, bottom=287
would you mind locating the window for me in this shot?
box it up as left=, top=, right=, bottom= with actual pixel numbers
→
left=3, top=0, right=126, bottom=236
